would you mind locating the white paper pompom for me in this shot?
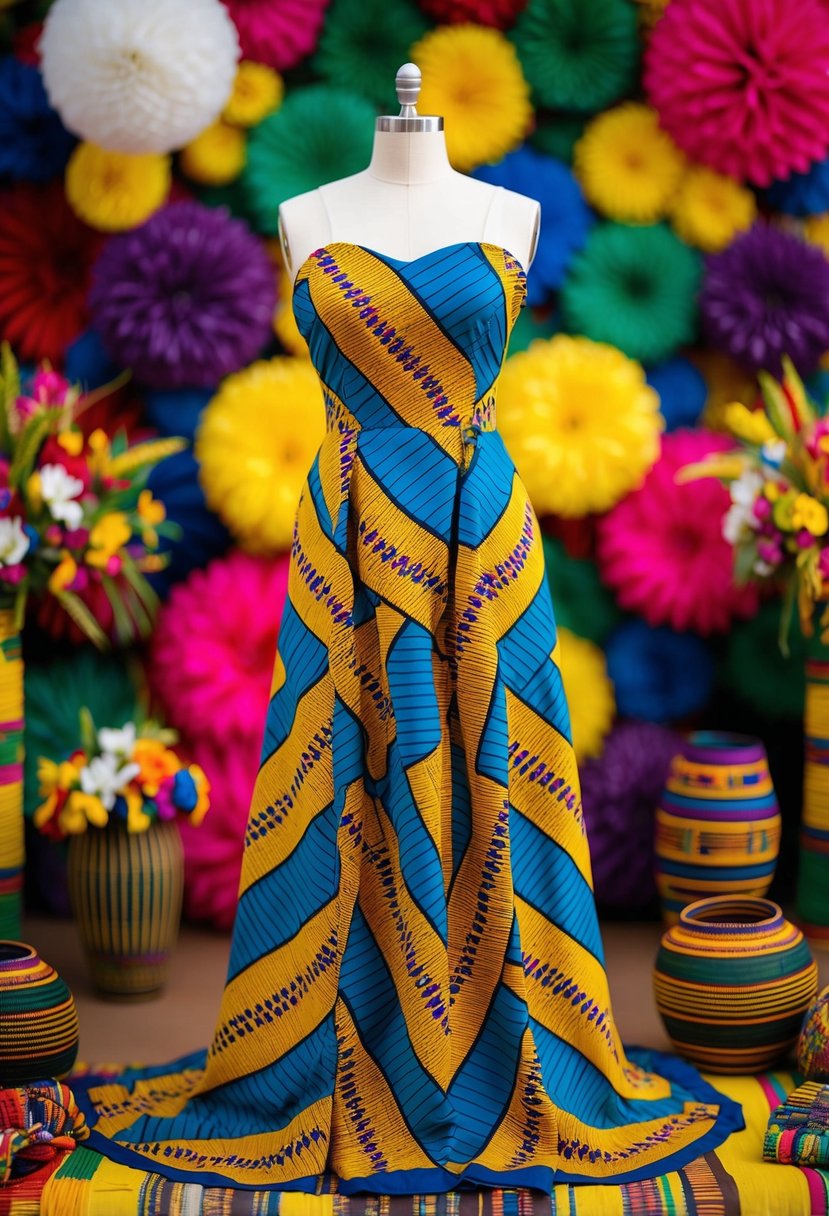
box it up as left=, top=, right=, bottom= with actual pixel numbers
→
left=39, top=0, right=240, bottom=155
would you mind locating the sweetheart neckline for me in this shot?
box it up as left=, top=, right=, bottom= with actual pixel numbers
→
left=292, top=240, right=527, bottom=287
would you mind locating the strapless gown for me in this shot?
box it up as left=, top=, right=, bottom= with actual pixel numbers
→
left=72, top=240, right=742, bottom=1194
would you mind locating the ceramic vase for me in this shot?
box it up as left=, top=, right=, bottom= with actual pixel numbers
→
left=67, top=818, right=184, bottom=1000
left=0, top=611, right=24, bottom=939
left=798, top=626, right=829, bottom=948
left=654, top=731, right=780, bottom=925
left=0, top=941, right=79, bottom=1084
left=653, top=896, right=818, bottom=1073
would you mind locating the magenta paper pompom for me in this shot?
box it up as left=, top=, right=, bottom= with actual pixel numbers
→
left=150, top=549, right=290, bottom=746
left=179, top=733, right=260, bottom=930
left=644, top=0, right=829, bottom=188
left=596, top=429, right=758, bottom=636
left=222, top=0, right=329, bottom=71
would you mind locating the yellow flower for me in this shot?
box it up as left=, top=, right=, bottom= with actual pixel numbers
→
left=188, top=764, right=211, bottom=827
left=58, top=791, right=108, bottom=834
left=764, top=481, right=781, bottom=503
left=670, top=166, right=757, bottom=253
left=65, top=143, right=170, bottom=233
left=267, top=242, right=307, bottom=357
left=86, top=512, right=131, bottom=568
left=48, top=550, right=78, bottom=594
left=132, top=739, right=178, bottom=796
left=33, top=792, right=59, bottom=832
left=555, top=628, right=615, bottom=761
left=804, top=213, right=829, bottom=259
left=497, top=335, right=663, bottom=517
left=87, top=430, right=111, bottom=477
left=574, top=104, right=685, bottom=224
left=137, top=489, right=166, bottom=548
left=223, top=61, right=284, bottom=127
left=56, top=758, right=82, bottom=789
left=37, top=757, right=60, bottom=798
left=412, top=25, right=532, bottom=172
left=57, top=431, right=84, bottom=457
left=179, top=120, right=246, bottom=186
left=196, top=357, right=325, bottom=552
left=723, top=401, right=776, bottom=446
left=124, top=786, right=152, bottom=833
left=26, top=470, right=42, bottom=510
left=792, top=493, right=829, bottom=537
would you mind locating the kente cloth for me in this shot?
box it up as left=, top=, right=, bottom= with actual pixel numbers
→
left=70, top=238, right=741, bottom=1192
left=0, top=1078, right=88, bottom=1216
left=764, top=1079, right=829, bottom=1168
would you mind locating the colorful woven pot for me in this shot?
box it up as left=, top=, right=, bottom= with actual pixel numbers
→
left=655, top=731, right=780, bottom=924
left=0, top=942, right=79, bottom=1084
left=67, top=819, right=184, bottom=1000
left=798, top=627, right=829, bottom=948
left=653, top=896, right=818, bottom=1074
left=0, top=611, right=24, bottom=940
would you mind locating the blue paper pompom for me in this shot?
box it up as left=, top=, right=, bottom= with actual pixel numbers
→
left=765, top=157, right=829, bottom=217
left=605, top=618, right=714, bottom=723
left=142, top=387, right=214, bottom=441
left=0, top=56, right=75, bottom=183
left=64, top=330, right=122, bottom=392
left=147, top=449, right=232, bottom=598
left=473, top=144, right=593, bottom=306
left=646, top=356, right=707, bottom=431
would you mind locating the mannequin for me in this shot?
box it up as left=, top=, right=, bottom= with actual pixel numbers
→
left=278, top=62, right=540, bottom=281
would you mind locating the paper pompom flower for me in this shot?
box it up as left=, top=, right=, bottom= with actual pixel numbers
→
left=580, top=720, right=681, bottom=909
left=700, top=224, right=829, bottom=378
left=596, top=429, right=759, bottom=635
left=723, top=599, right=805, bottom=720
left=419, top=0, right=528, bottom=26
left=150, top=549, right=289, bottom=745
left=510, top=0, right=639, bottom=113
left=142, top=388, right=213, bottom=442
left=222, top=0, right=328, bottom=71
left=39, top=0, right=240, bottom=154
left=0, top=182, right=99, bottom=363
left=531, top=114, right=586, bottom=164
left=670, top=167, right=757, bottom=254
left=146, top=449, right=232, bottom=598
left=0, top=54, right=75, bottom=182
left=805, top=213, right=829, bottom=261
left=195, top=358, right=325, bottom=553
left=574, top=104, right=684, bottom=224
left=766, top=159, right=829, bottom=218
left=646, top=357, right=706, bottom=432
left=65, top=143, right=170, bottom=232
left=542, top=535, right=620, bottom=645
left=605, top=618, right=715, bottom=722
left=644, top=0, right=829, bottom=188
left=179, top=121, right=246, bottom=186
left=474, top=145, right=592, bottom=306
left=412, top=25, right=532, bottom=172
left=223, top=61, right=283, bottom=128
left=497, top=335, right=662, bottom=518
left=315, top=0, right=429, bottom=111
left=89, top=201, right=276, bottom=389
left=556, top=626, right=615, bottom=761
left=561, top=222, right=701, bottom=365
left=243, top=85, right=375, bottom=235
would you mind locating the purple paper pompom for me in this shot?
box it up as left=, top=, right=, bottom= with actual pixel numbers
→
left=89, top=201, right=276, bottom=389
left=700, top=223, right=829, bottom=377
left=580, top=720, right=682, bottom=910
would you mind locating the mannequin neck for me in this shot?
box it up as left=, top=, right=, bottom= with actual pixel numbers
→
left=367, top=128, right=453, bottom=185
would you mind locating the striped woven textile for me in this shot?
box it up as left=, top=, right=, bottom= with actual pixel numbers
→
left=0, top=1079, right=89, bottom=1216
left=764, top=1080, right=829, bottom=1168
left=41, top=1073, right=828, bottom=1216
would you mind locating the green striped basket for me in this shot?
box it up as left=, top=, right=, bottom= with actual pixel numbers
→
left=0, top=941, right=79, bottom=1083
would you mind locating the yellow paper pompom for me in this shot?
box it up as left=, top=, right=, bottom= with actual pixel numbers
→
left=804, top=213, right=829, bottom=259
left=195, top=357, right=325, bottom=553
left=264, top=239, right=309, bottom=357
left=555, top=628, right=615, bottom=762
left=179, top=120, right=246, bottom=186
left=574, top=104, right=685, bottom=224
left=224, top=60, right=284, bottom=127
left=670, top=166, right=757, bottom=253
left=412, top=25, right=532, bottom=172
left=497, top=335, right=662, bottom=518
left=65, top=142, right=170, bottom=232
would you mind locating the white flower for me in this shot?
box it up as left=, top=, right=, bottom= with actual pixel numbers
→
left=0, top=517, right=30, bottom=567
left=39, top=463, right=84, bottom=529
left=98, top=722, right=137, bottom=760
left=39, top=0, right=240, bottom=155
left=80, top=753, right=141, bottom=810
left=723, top=468, right=763, bottom=545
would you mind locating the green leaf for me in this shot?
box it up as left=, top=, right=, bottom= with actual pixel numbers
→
left=100, top=573, right=136, bottom=646
left=778, top=576, right=798, bottom=658
left=733, top=541, right=761, bottom=586
left=78, top=706, right=98, bottom=756
left=10, top=413, right=53, bottom=488
left=54, top=590, right=110, bottom=650
left=0, top=341, right=18, bottom=452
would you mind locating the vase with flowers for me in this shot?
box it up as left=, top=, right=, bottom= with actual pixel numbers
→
left=683, top=358, right=829, bottom=946
left=0, top=344, right=183, bottom=939
left=33, top=712, right=209, bottom=999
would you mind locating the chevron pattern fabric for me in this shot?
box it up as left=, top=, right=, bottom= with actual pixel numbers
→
left=73, top=240, right=742, bottom=1193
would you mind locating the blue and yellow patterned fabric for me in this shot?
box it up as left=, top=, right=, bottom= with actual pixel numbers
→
left=71, top=241, right=742, bottom=1193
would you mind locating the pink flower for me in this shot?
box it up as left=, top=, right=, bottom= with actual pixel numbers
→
left=597, top=429, right=759, bottom=635
left=155, top=776, right=177, bottom=822
left=221, top=0, right=328, bottom=71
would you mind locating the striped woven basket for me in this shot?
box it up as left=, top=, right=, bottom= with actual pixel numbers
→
left=653, top=896, right=818, bottom=1074
left=0, top=942, right=78, bottom=1084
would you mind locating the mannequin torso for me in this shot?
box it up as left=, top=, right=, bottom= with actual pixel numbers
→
left=279, top=128, right=540, bottom=282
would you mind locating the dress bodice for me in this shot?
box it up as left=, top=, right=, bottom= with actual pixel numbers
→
left=292, top=241, right=527, bottom=462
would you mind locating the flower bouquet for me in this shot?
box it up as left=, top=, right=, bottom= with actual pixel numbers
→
left=682, top=357, right=829, bottom=947
left=33, top=713, right=210, bottom=999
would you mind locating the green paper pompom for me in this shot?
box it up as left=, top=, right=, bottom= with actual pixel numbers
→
left=24, top=649, right=142, bottom=818
left=560, top=222, right=701, bottom=364
left=542, top=535, right=621, bottom=645
left=196, top=180, right=256, bottom=226
left=314, top=0, right=429, bottom=112
left=507, top=304, right=559, bottom=354
left=531, top=113, right=588, bottom=164
left=243, top=85, right=376, bottom=235
left=722, top=599, right=805, bottom=720
left=510, top=0, right=639, bottom=113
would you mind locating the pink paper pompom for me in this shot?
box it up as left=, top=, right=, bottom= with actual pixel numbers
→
left=644, top=0, right=829, bottom=188
left=178, top=733, right=260, bottom=930
left=221, top=0, right=329, bottom=71
left=596, top=429, right=758, bottom=636
left=150, top=549, right=290, bottom=745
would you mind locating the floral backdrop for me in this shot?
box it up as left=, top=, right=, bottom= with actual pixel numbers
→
left=3, top=0, right=827, bottom=929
